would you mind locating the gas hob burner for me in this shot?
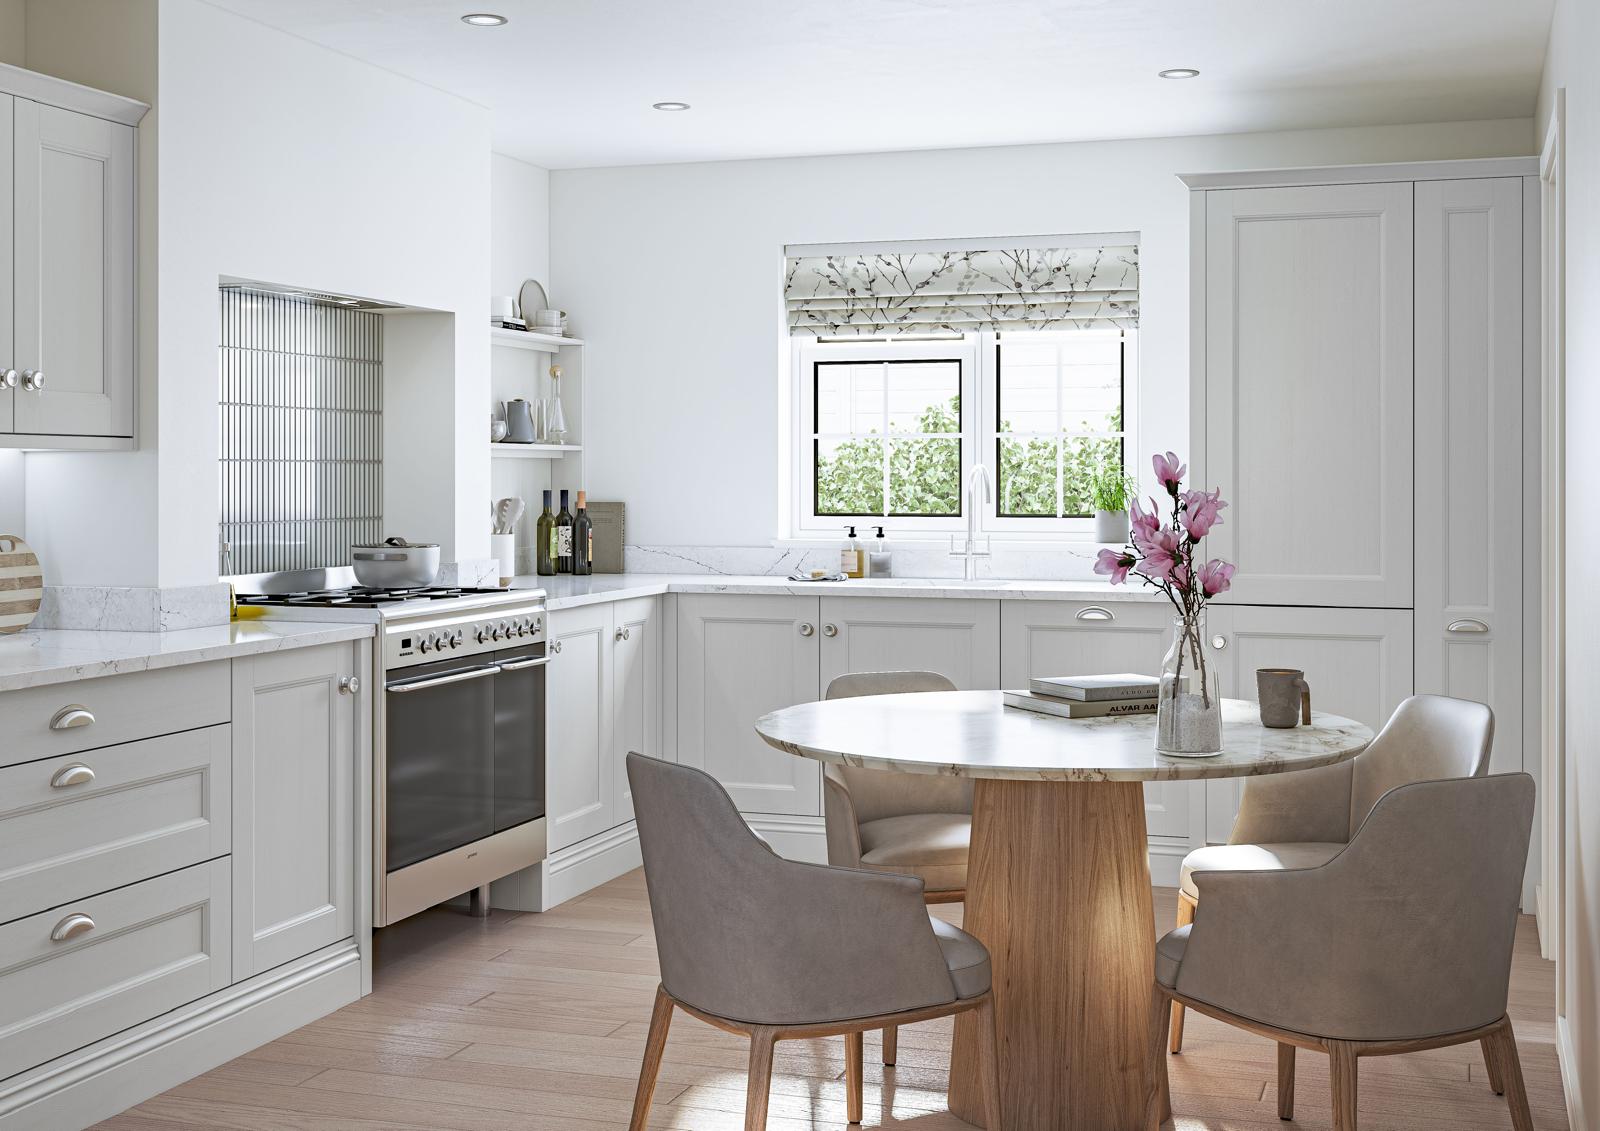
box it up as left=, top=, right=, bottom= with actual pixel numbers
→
left=234, top=584, right=511, bottom=609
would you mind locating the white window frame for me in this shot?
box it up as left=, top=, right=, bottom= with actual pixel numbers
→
left=786, top=328, right=1138, bottom=543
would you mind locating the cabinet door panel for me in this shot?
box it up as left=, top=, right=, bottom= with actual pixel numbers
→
left=12, top=101, right=134, bottom=437
left=547, top=604, right=615, bottom=850
left=820, top=596, right=999, bottom=691
left=678, top=594, right=820, bottom=816
left=233, top=642, right=355, bottom=978
left=1000, top=599, right=1193, bottom=839
left=1204, top=605, right=1412, bottom=842
left=1202, top=182, right=1413, bottom=607
left=0, top=94, right=12, bottom=433
left=1414, top=178, right=1524, bottom=777
left=613, top=596, right=660, bottom=824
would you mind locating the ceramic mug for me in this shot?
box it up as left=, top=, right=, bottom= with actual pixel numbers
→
left=1257, top=667, right=1312, bottom=728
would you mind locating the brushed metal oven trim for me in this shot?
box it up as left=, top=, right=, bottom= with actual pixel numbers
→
left=380, top=818, right=546, bottom=927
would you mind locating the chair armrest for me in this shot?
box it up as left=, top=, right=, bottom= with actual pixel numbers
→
left=823, top=766, right=865, bottom=867
left=1229, top=758, right=1354, bottom=846
left=1178, top=774, right=1534, bottom=1042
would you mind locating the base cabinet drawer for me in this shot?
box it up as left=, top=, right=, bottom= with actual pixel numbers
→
left=0, top=725, right=231, bottom=923
left=0, top=661, right=230, bottom=769
left=0, top=857, right=231, bottom=1080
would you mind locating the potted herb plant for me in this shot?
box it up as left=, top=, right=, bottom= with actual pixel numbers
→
left=1089, top=462, right=1136, bottom=543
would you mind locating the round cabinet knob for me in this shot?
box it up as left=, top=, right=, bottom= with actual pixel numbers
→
left=1210, top=635, right=1227, bottom=650
left=799, top=622, right=815, bottom=637
left=551, top=639, right=563, bottom=654
left=615, top=628, right=625, bottom=643
left=20, top=370, right=43, bottom=392
left=0, top=369, right=16, bottom=388
left=822, top=623, right=838, bottom=637
left=338, top=675, right=361, bottom=695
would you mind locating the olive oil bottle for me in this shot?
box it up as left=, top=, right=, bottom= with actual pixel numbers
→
left=535, top=490, right=556, bottom=576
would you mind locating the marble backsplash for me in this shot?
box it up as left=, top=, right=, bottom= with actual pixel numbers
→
left=621, top=543, right=1107, bottom=581
left=33, top=583, right=234, bottom=632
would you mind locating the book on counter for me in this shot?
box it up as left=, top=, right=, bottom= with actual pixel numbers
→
left=1027, top=672, right=1160, bottom=701
left=1003, top=690, right=1157, bottom=719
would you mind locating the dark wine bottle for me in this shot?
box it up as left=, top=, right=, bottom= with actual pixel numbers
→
left=535, top=490, right=555, bottom=576
left=572, top=490, right=593, bottom=576
left=555, top=489, right=575, bottom=574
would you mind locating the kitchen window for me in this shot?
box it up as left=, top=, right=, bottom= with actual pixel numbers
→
left=784, top=236, right=1139, bottom=543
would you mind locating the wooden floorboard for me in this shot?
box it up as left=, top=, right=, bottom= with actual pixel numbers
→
left=95, top=877, right=1569, bottom=1130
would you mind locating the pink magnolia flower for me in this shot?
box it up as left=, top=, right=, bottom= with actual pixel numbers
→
left=1153, top=451, right=1187, bottom=495
left=1199, top=559, right=1236, bottom=597
left=1134, top=528, right=1182, bottom=583
left=1129, top=496, right=1162, bottom=539
left=1180, top=488, right=1228, bottom=539
left=1094, top=547, right=1137, bottom=585
left=1170, top=561, right=1191, bottom=591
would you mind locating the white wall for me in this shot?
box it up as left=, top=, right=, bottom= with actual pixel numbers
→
left=492, top=153, right=550, bottom=302
left=551, top=118, right=1532, bottom=549
left=1538, top=1, right=1597, bottom=1123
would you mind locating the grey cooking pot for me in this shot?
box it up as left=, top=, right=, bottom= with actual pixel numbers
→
left=350, top=537, right=441, bottom=588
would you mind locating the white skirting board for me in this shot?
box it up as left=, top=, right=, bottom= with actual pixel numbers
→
left=1557, top=1015, right=1587, bottom=1131
left=507, top=815, right=1189, bottom=913
left=0, top=942, right=361, bottom=1131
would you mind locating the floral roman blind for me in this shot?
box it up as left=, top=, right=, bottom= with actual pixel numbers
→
left=784, top=243, right=1138, bottom=337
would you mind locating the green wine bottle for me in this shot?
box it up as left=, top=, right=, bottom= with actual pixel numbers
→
left=555, top=490, right=575, bottom=574
left=535, top=490, right=555, bottom=576
left=572, top=491, right=593, bottom=576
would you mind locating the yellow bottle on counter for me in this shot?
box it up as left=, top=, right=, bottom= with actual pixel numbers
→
left=840, top=526, right=865, bottom=578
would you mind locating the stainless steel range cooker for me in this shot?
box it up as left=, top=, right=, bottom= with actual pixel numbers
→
left=231, top=568, right=548, bottom=926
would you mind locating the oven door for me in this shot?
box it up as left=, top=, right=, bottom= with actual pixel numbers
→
left=384, top=655, right=498, bottom=872
left=493, top=642, right=548, bottom=831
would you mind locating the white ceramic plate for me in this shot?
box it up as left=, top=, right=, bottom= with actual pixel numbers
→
left=517, top=279, right=549, bottom=321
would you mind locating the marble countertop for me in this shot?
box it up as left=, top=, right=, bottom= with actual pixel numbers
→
left=756, top=691, right=1372, bottom=782
left=514, top=572, right=1165, bottom=611
left=0, top=620, right=375, bottom=693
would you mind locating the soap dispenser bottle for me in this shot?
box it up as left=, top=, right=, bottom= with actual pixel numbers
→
left=840, top=526, right=865, bottom=578
left=869, top=525, right=892, bottom=578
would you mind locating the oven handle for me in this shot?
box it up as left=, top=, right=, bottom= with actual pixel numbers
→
left=386, top=664, right=501, bottom=693
left=497, top=655, right=552, bottom=672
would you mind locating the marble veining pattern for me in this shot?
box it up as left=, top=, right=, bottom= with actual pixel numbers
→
left=437, top=558, right=502, bottom=587
left=623, top=543, right=1114, bottom=581
left=0, top=620, right=374, bottom=693
left=756, top=691, right=1372, bottom=782
left=34, top=583, right=233, bottom=632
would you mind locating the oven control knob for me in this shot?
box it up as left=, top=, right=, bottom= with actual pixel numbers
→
left=491, top=623, right=504, bottom=640
left=474, top=625, right=489, bottom=643
left=418, top=635, right=433, bottom=653
left=514, top=620, right=527, bottom=637
left=452, top=630, right=464, bottom=647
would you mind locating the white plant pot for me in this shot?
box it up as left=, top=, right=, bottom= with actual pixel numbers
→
left=1094, top=509, right=1128, bottom=544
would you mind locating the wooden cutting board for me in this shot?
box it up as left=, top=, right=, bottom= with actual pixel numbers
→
left=0, top=535, right=43, bottom=634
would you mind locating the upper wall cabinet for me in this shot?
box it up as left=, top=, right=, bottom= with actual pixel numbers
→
left=1, top=63, right=145, bottom=448
left=1194, top=181, right=1415, bottom=608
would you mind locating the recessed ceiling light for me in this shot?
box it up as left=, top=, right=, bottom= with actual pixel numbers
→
left=1158, top=68, right=1200, bottom=79
left=461, top=12, right=507, bottom=26
left=652, top=101, right=691, bottom=112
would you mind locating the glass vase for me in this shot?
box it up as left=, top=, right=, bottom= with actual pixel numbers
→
left=1156, top=610, right=1222, bottom=756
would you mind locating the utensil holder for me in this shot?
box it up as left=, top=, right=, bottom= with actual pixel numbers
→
left=490, top=533, right=516, bottom=586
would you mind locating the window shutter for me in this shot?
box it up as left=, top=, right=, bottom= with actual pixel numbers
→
left=785, top=245, right=1138, bottom=337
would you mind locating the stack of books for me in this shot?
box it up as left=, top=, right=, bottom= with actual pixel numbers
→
left=1003, top=673, right=1159, bottom=719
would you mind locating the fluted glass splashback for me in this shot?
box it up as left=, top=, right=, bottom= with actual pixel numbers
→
left=219, top=289, right=382, bottom=575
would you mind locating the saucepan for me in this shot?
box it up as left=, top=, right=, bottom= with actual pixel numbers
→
left=351, top=537, right=440, bottom=588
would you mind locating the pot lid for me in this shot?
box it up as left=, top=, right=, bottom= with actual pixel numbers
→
left=352, top=536, right=439, bottom=549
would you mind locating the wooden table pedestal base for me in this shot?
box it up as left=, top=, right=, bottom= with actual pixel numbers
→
left=948, top=779, right=1156, bottom=1130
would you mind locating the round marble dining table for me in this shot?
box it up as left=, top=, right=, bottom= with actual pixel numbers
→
left=755, top=691, right=1373, bottom=1131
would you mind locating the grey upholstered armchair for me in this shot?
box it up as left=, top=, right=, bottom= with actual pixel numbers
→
left=625, top=753, right=1001, bottom=1131
left=1148, top=772, right=1536, bottom=1131
left=822, top=670, right=971, bottom=1067
left=1169, top=693, right=1494, bottom=1052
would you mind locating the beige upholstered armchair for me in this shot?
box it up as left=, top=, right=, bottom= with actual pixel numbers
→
left=1169, top=693, right=1494, bottom=1052
left=1147, top=772, right=1536, bottom=1131
left=624, top=753, right=1001, bottom=1131
left=822, top=671, right=970, bottom=1067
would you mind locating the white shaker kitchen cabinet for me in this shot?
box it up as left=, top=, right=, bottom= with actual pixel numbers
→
left=1413, top=177, right=1526, bottom=778
left=1202, top=605, right=1413, bottom=843
left=1197, top=181, right=1414, bottom=608
left=819, top=596, right=1000, bottom=690
left=612, top=595, right=662, bottom=825
left=231, top=641, right=359, bottom=978
left=677, top=593, right=822, bottom=816
left=0, top=93, right=12, bottom=434
left=11, top=99, right=135, bottom=439
left=999, top=599, right=1195, bottom=840
left=547, top=603, right=618, bottom=851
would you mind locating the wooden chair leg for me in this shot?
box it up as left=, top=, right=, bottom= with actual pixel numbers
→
left=1328, top=1041, right=1359, bottom=1131
left=629, top=987, right=674, bottom=1131
left=1485, top=1019, right=1535, bottom=1131
left=745, top=1027, right=778, bottom=1131
left=1276, top=1042, right=1295, bottom=1121
left=1146, top=983, right=1173, bottom=1130
left=1481, top=1034, right=1506, bottom=1094
left=1169, top=892, right=1197, bottom=1054
left=972, top=994, right=1005, bottom=1131
left=883, top=1024, right=898, bottom=1066
left=846, top=1030, right=864, bottom=1124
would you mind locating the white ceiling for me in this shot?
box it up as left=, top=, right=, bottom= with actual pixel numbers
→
left=209, top=0, right=1555, bottom=169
